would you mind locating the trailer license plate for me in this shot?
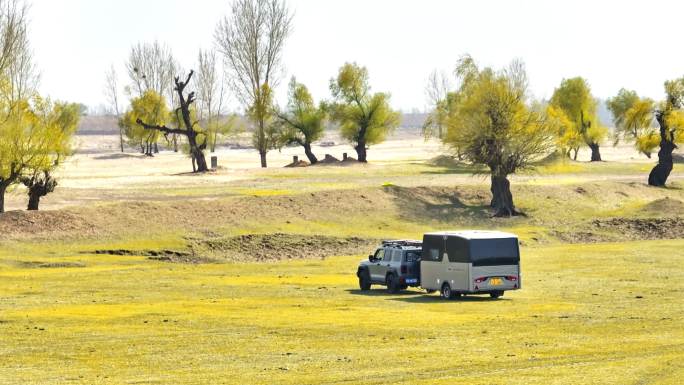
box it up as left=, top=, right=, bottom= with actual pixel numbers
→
left=406, top=278, right=418, bottom=284
left=490, top=278, right=503, bottom=286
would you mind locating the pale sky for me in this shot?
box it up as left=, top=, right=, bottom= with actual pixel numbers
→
left=30, top=0, right=684, bottom=113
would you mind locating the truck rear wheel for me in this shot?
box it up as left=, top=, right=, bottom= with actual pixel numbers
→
left=358, top=270, right=371, bottom=291
left=490, top=291, right=503, bottom=299
left=386, top=274, right=400, bottom=294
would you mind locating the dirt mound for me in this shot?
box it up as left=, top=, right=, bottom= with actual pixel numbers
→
left=284, top=160, right=310, bottom=168
left=316, top=154, right=341, bottom=165
left=555, top=217, right=684, bottom=243
left=0, top=210, right=99, bottom=239
left=90, top=249, right=210, bottom=264
left=192, top=233, right=376, bottom=262
left=640, top=198, right=684, bottom=216
left=428, top=155, right=462, bottom=168
left=18, top=261, right=85, bottom=268
left=593, top=217, right=684, bottom=240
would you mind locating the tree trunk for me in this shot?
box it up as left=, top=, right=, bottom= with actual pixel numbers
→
left=490, top=174, right=519, bottom=217
left=173, top=134, right=179, bottom=153
left=0, top=183, right=7, bottom=214
left=355, top=139, right=367, bottom=163
left=303, top=142, right=318, bottom=164
left=187, top=133, right=208, bottom=173
left=572, top=147, right=579, bottom=161
left=589, top=142, right=602, bottom=162
left=27, top=190, right=41, bottom=211
left=260, top=151, right=267, bottom=168
left=648, top=112, right=677, bottom=186
left=212, top=131, right=218, bottom=153
left=154, top=142, right=159, bottom=154
left=119, top=128, right=124, bottom=153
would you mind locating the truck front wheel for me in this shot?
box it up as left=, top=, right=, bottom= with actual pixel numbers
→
left=358, top=270, right=371, bottom=291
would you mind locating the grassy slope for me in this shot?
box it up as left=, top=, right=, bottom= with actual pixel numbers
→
left=1, top=158, right=684, bottom=384
left=0, top=241, right=683, bottom=384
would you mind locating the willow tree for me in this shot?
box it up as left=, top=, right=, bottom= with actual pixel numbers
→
left=276, top=77, right=326, bottom=164
left=215, top=0, right=293, bottom=168
left=549, top=77, right=607, bottom=161
left=444, top=55, right=555, bottom=217
left=125, top=41, right=177, bottom=153
left=121, top=90, right=169, bottom=156
left=606, top=88, right=658, bottom=158
left=20, top=100, right=80, bottom=210
left=136, top=71, right=209, bottom=173
left=328, top=63, right=400, bottom=162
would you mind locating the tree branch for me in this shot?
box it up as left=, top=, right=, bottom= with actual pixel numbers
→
left=136, top=119, right=186, bottom=135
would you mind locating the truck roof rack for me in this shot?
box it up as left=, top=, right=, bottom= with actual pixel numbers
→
left=381, top=239, right=423, bottom=248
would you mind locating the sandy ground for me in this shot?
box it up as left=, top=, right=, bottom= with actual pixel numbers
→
left=2, top=132, right=680, bottom=212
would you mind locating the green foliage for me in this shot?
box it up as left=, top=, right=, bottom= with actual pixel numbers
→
left=277, top=77, right=326, bottom=148
left=0, top=96, right=79, bottom=211
left=121, top=90, right=169, bottom=149
left=328, top=63, right=400, bottom=155
left=606, top=89, right=657, bottom=157
left=248, top=83, right=280, bottom=153
left=443, top=55, right=555, bottom=177
left=549, top=77, right=608, bottom=152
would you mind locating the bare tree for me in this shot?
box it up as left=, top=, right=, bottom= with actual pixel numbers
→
left=104, top=65, right=123, bottom=152
left=197, top=48, right=228, bottom=152
left=0, top=0, right=36, bottom=104
left=125, top=41, right=177, bottom=153
left=423, top=69, right=452, bottom=139
left=215, top=0, right=293, bottom=168
left=136, top=71, right=209, bottom=173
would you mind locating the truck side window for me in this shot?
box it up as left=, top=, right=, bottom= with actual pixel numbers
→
left=382, top=249, right=392, bottom=261
left=392, top=250, right=402, bottom=262
left=429, top=248, right=440, bottom=261
left=374, top=249, right=384, bottom=261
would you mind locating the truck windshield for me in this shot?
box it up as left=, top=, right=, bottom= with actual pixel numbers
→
left=469, top=238, right=519, bottom=266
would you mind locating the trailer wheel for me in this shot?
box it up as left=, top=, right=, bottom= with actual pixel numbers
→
left=386, top=274, right=400, bottom=294
left=441, top=283, right=454, bottom=300
left=490, top=291, right=503, bottom=299
left=358, top=270, right=371, bottom=291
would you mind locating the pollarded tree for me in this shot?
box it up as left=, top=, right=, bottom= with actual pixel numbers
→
left=549, top=77, right=607, bottom=161
left=121, top=90, right=168, bottom=156
left=136, top=71, right=210, bottom=173
left=276, top=77, right=326, bottom=164
left=215, top=0, right=293, bottom=168
left=328, top=63, right=401, bottom=162
left=606, top=88, right=658, bottom=158
left=444, top=55, right=555, bottom=217
left=648, top=79, right=684, bottom=186
left=20, top=100, right=80, bottom=210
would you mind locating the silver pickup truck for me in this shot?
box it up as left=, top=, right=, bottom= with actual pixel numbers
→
left=356, top=240, right=423, bottom=293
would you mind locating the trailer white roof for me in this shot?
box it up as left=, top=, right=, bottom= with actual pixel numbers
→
left=425, top=230, right=518, bottom=240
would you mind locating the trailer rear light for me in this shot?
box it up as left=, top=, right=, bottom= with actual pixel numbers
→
left=505, top=276, right=518, bottom=281
left=400, top=265, right=407, bottom=274
left=474, top=277, right=487, bottom=283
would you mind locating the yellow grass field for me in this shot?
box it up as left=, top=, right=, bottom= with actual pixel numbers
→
left=1, top=240, right=683, bottom=384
